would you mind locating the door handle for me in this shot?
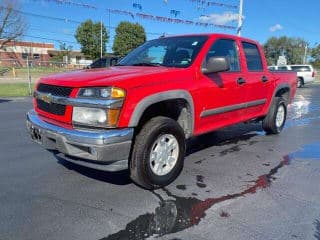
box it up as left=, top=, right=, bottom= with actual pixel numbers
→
left=262, top=76, right=268, bottom=82
left=237, top=77, right=246, bottom=85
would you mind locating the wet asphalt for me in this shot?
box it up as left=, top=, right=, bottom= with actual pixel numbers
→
left=0, top=83, right=320, bottom=240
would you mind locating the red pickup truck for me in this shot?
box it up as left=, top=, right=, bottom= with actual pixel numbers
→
left=26, top=34, right=297, bottom=189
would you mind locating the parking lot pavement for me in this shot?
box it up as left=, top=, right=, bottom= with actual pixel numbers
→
left=0, top=83, right=320, bottom=240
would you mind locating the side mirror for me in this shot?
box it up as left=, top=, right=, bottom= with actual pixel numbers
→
left=202, top=57, right=230, bottom=74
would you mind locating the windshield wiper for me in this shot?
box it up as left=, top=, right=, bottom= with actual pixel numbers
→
left=131, top=62, right=162, bottom=67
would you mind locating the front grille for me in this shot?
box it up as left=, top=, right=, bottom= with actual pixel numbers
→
left=36, top=99, right=66, bottom=116
left=36, top=84, right=73, bottom=116
left=37, top=84, right=72, bottom=97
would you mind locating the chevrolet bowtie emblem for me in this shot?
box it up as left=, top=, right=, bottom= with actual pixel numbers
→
left=40, top=93, right=53, bottom=104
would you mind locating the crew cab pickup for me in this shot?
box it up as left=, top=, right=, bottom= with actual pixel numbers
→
left=26, top=34, right=297, bottom=189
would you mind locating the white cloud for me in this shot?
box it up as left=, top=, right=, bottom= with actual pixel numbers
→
left=198, top=12, right=239, bottom=25
left=269, top=24, right=283, bottom=32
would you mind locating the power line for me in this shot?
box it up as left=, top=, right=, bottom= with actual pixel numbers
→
left=28, top=27, right=75, bottom=36
left=0, top=6, right=81, bottom=24
left=4, top=31, right=79, bottom=44
left=0, top=5, right=164, bottom=36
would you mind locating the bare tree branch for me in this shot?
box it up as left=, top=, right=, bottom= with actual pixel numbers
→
left=0, top=0, right=26, bottom=49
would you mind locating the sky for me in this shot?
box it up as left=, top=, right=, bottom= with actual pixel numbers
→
left=18, top=0, right=320, bottom=52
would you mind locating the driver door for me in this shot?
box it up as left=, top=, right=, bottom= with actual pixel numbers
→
left=196, top=38, right=247, bottom=134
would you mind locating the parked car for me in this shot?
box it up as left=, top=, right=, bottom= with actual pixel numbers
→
left=87, top=56, right=119, bottom=69
left=26, top=34, right=297, bottom=189
left=268, top=64, right=315, bottom=88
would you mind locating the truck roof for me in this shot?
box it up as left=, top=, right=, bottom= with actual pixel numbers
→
left=160, top=33, right=260, bottom=45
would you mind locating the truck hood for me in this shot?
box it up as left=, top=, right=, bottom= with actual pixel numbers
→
left=39, top=66, right=187, bottom=88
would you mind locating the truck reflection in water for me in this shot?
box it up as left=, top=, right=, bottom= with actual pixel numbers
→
left=102, top=156, right=290, bottom=240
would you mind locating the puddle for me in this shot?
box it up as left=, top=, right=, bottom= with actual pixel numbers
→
left=176, top=185, right=186, bottom=190
left=219, top=210, right=230, bottom=218
left=101, top=157, right=289, bottom=240
left=288, top=96, right=311, bottom=119
left=219, top=145, right=241, bottom=156
left=286, top=96, right=320, bottom=128
left=288, top=142, right=320, bottom=160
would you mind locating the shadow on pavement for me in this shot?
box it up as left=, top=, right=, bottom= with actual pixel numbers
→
left=315, top=219, right=320, bottom=240
left=55, top=154, right=132, bottom=186
left=0, top=99, right=11, bottom=103
left=187, top=122, right=263, bottom=155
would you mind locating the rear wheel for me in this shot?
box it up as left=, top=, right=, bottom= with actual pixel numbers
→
left=262, top=97, right=287, bottom=134
left=130, top=116, right=186, bottom=189
left=297, top=77, right=303, bottom=88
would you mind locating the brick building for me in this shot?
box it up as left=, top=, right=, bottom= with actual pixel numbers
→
left=0, top=40, right=89, bottom=67
left=0, top=40, right=55, bottom=67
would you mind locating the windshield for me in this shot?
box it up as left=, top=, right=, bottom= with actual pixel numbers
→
left=118, top=36, right=208, bottom=68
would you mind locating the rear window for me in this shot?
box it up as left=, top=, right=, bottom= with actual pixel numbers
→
left=290, top=66, right=311, bottom=72
left=278, top=66, right=288, bottom=71
left=268, top=66, right=276, bottom=71
left=242, top=42, right=263, bottom=71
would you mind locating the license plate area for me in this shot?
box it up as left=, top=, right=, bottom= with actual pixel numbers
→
left=28, top=124, right=43, bottom=144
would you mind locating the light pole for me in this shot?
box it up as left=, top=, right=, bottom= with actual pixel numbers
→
left=237, top=0, right=243, bottom=36
left=303, top=44, right=308, bottom=64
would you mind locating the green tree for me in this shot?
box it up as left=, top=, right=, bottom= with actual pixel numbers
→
left=263, top=36, right=307, bottom=65
left=75, top=20, right=108, bottom=59
left=310, top=44, right=320, bottom=69
left=51, top=42, right=73, bottom=63
left=113, top=21, right=146, bottom=56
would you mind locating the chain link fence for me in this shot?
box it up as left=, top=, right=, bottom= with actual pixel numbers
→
left=0, top=58, right=85, bottom=82
left=0, top=58, right=87, bottom=96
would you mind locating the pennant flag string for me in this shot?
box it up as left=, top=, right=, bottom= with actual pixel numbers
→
left=185, top=0, right=238, bottom=9
left=108, top=9, right=236, bottom=30
left=33, top=0, right=97, bottom=9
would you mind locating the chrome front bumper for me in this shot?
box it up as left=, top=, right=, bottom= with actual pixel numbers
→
left=26, top=110, right=134, bottom=171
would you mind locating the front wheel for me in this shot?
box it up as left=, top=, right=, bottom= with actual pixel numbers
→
left=130, top=117, right=186, bottom=189
left=262, top=97, right=287, bottom=134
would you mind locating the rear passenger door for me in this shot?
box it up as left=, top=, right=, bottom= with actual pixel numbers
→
left=241, top=41, right=272, bottom=119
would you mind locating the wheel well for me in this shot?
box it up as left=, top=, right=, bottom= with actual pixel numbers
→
left=275, top=87, right=290, bottom=104
left=298, top=77, right=304, bottom=84
left=137, top=99, right=193, bottom=138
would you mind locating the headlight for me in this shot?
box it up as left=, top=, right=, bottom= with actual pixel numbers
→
left=73, top=87, right=125, bottom=128
left=72, top=107, right=108, bottom=127
left=77, top=87, right=125, bottom=99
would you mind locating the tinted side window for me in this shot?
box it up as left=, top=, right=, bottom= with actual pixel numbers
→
left=242, top=42, right=263, bottom=71
left=278, top=66, right=288, bottom=71
left=203, top=39, right=240, bottom=72
left=290, top=66, right=311, bottom=72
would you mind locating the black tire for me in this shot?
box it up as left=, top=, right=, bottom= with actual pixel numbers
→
left=297, top=77, right=303, bottom=88
left=262, top=97, right=287, bottom=134
left=130, top=116, right=186, bottom=189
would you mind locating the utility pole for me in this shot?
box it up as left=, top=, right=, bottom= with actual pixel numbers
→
left=303, top=44, right=308, bottom=64
left=26, top=55, right=32, bottom=96
left=237, top=0, right=243, bottom=36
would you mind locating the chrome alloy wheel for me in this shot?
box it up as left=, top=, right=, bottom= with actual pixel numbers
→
left=275, top=104, right=285, bottom=128
left=149, top=134, right=179, bottom=176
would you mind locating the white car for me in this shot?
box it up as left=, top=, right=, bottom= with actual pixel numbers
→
left=268, top=65, right=315, bottom=88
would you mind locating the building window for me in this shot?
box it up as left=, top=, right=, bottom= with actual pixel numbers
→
left=22, top=53, right=29, bottom=60
left=76, top=56, right=81, bottom=64
left=33, top=54, right=40, bottom=59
